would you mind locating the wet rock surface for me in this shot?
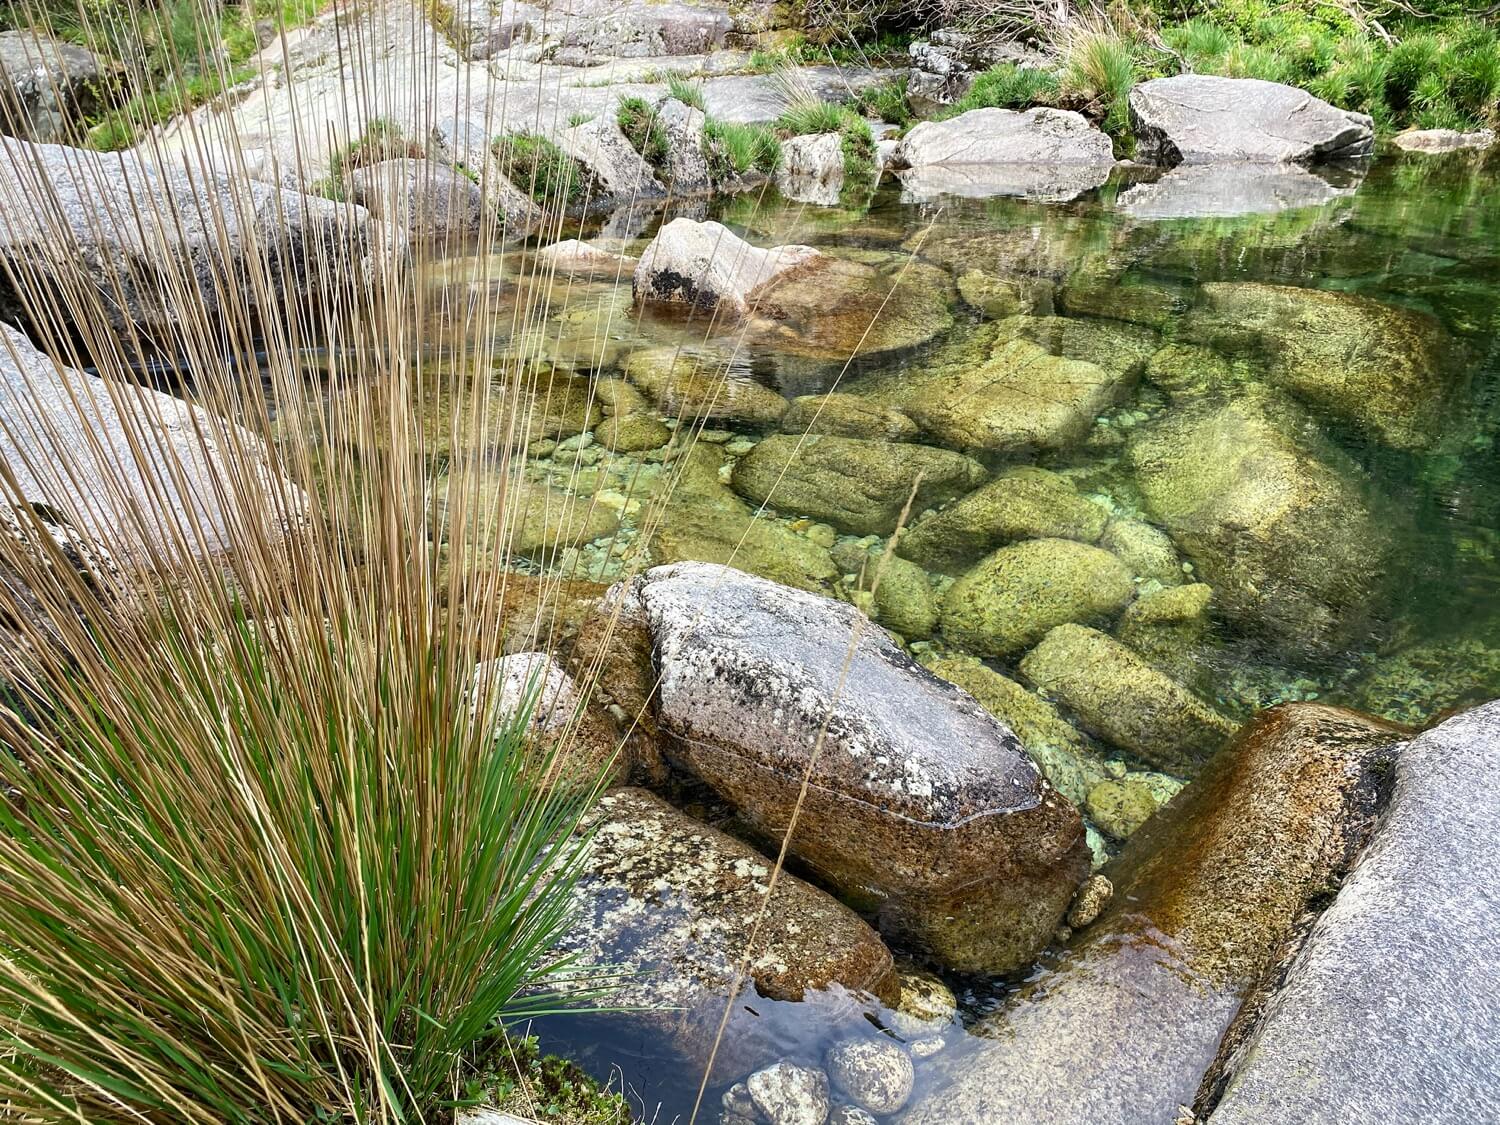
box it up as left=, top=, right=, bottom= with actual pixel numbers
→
left=826, top=1037, right=915, bottom=1115
left=1203, top=701, right=1498, bottom=1124
left=902, top=704, right=1406, bottom=1125
left=637, top=562, right=1091, bottom=973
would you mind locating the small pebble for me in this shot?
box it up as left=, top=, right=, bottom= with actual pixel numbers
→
left=1068, top=873, right=1114, bottom=928
left=747, top=1060, right=830, bottom=1125
left=807, top=523, right=838, bottom=548
left=722, top=1082, right=756, bottom=1118
left=889, top=965, right=957, bottom=1036
left=725, top=437, right=758, bottom=456
left=826, top=1038, right=915, bottom=1115
left=556, top=432, right=594, bottom=452
left=699, top=428, right=733, bottom=443
left=909, top=1035, right=946, bottom=1059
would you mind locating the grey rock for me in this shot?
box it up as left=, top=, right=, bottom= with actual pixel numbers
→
left=0, top=322, right=304, bottom=564
left=350, top=158, right=485, bottom=240
left=1391, top=127, right=1495, bottom=153
left=777, top=133, right=846, bottom=206
left=535, top=238, right=637, bottom=278
left=826, top=1038, right=915, bottom=1115
left=1205, top=700, right=1500, bottom=1125
left=657, top=97, right=712, bottom=194
left=748, top=1060, right=831, bottom=1125
left=427, top=116, right=540, bottom=230
left=828, top=1106, right=879, bottom=1125
left=0, top=30, right=112, bottom=142
left=1129, top=75, right=1374, bottom=165
left=0, top=137, right=385, bottom=347
left=560, top=112, right=666, bottom=203
left=1117, top=162, right=1359, bottom=219
left=634, top=217, right=820, bottom=318
left=637, top=562, right=1090, bottom=974
left=896, top=107, right=1114, bottom=202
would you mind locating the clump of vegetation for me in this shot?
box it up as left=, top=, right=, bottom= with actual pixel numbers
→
left=748, top=29, right=913, bottom=71
left=666, top=73, right=707, bottom=111
left=946, top=63, right=1061, bottom=116
left=479, top=1036, right=631, bottom=1124
left=496, top=130, right=586, bottom=207
left=1060, top=25, right=1139, bottom=141
left=311, top=116, right=425, bottom=200
left=703, top=118, right=783, bottom=179
left=853, top=76, right=914, bottom=127
left=617, top=94, right=671, bottom=174
left=774, top=99, right=876, bottom=185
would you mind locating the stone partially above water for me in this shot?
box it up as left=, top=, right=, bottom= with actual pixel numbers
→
left=826, top=1037, right=915, bottom=1115
left=898, top=468, right=1109, bottom=573
left=1203, top=701, right=1498, bottom=1124
left=1391, top=127, right=1496, bottom=153
left=732, top=434, right=986, bottom=536
left=902, top=704, right=1405, bottom=1125
left=895, top=107, right=1115, bottom=202
left=633, top=217, right=820, bottom=318
left=637, top=562, right=1091, bottom=973
left=748, top=1060, right=832, bottom=1125
left=1129, top=75, right=1375, bottom=165
left=1020, top=624, right=1235, bottom=774
left=941, top=539, right=1135, bottom=659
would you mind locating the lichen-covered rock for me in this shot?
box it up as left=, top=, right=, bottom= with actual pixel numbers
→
left=732, top=434, right=986, bottom=536
left=898, top=468, right=1109, bottom=573
left=902, top=705, right=1405, bottom=1125
left=1020, top=624, right=1235, bottom=774
left=748, top=1061, right=832, bottom=1125
left=1129, top=75, right=1375, bottom=165
left=890, top=965, right=958, bottom=1036
left=896, top=107, right=1115, bottom=202
left=623, top=347, right=788, bottom=427
left=1099, top=517, right=1185, bottom=587
left=633, top=217, right=820, bottom=317
left=657, top=97, right=712, bottom=193
left=1202, top=701, right=1498, bottom=1125
left=1116, top=582, right=1215, bottom=686
left=560, top=112, right=666, bottom=202
left=781, top=394, right=919, bottom=441
left=826, top=1038, right=915, bottom=1115
left=647, top=445, right=839, bottom=594
left=594, top=412, right=670, bottom=452
left=638, top=562, right=1091, bottom=973
left=921, top=654, right=1112, bottom=808
left=350, top=158, right=485, bottom=240
left=1183, top=282, right=1460, bottom=450
left=941, top=539, right=1135, bottom=659
left=0, top=30, right=112, bottom=143
left=777, top=132, right=846, bottom=206
left=475, top=652, right=623, bottom=786
left=1126, top=388, right=1391, bottom=656
left=555, top=788, right=896, bottom=1069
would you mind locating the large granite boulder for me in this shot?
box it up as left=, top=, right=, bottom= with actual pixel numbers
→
left=0, top=30, right=112, bottom=143
left=0, top=322, right=303, bottom=565
left=656, top=97, right=712, bottom=194
left=349, top=158, right=485, bottom=241
left=1126, top=388, right=1390, bottom=656
left=633, top=217, right=819, bottom=318
left=1183, top=282, right=1460, bottom=451
left=731, top=434, right=986, bottom=536
left=559, top=113, right=666, bottom=203
left=1203, top=701, right=1499, bottom=1124
left=902, top=705, right=1406, bottom=1125
left=635, top=562, right=1091, bottom=973
left=0, top=137, right=385, bottom=350
left=1129, top=75, right=1374, bottom=165
left=427, top=116, right=540, bottom=231
left=895, top=107, right=1115, bottom=202
left=553, top=787, right=896, bottom=1071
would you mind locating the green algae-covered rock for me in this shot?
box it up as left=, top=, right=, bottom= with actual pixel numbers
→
left=1144, top=343, right=1238, bottom=401
left=1351, top=628, right=1500, bottom=726
left=623, top=347, right=788, bottom=428
left=780, top=393, right=919, bottom=441
left=1099, top=516, right=1185, bottom=587
left=956, top=270, right=1053, bottom=320
left=1060, top=276, right=1190, bottom=329
left=922, top=653, right=1112, bottom=807
left=1020, top=624, right=1235, bottom=774
left=1116, top=582, right=1214, bottom=686
left=940, top=539, right=1135, bottom=658
left=1182, top=282, right=1461, bottom=450
left=853, top=553, right=938, bottom=640
left=731, top=433, right=986, bottom=536
left=993, top=314, right=1160, bottom=382
left=1126, top=387, right=1390, bottom=657
left=595, top=412, right=671, bottom=452
left=439, top=477, right=619, bottom=560
left=899, top=468, right=1109, bottom=574
left=649, top=445, right=839, bottom=593
left=1085, top=778, right=1159, bottom=841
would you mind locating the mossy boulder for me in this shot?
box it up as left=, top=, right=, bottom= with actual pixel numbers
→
left=1085, top=779, right=1159, bottom=841
left=922, top=654, right=1112, bottom=807
left=623, top=347, right=787, bottom=427
left=1144, top=342, right=1238, bottom=401
left=1181, top=282, right=1461, bottom=450
left=1126, top=388, right=1391, bottom=656
left=899, top=468, right=1109, bottom=574
left=1098, top=517, right=1185, bottom=587
left=731, top=434, right=986, bottom=536
left=595, top=412, right=671, bottom=452
left=853, top=554, right=938, bottom=640
left=648, top=445, right=839, bottom=593
left=993, top=314, right=1160, bottom=382
left=1019, top=624, right=1236, bottom=774
left=780, top=393, right=919, bottom=441
left=440, top=477, right=619, bottom=561
left=1115, top=582, right=1214, bottom=687
left=940, top=539, right=1135, bottom=658
left=1060, top=277, right=1189, bottom=329
left=956, top=270, right=1054, bottom=319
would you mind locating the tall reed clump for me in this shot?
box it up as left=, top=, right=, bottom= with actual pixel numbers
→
left=0, top=0, right=625, bottom=1118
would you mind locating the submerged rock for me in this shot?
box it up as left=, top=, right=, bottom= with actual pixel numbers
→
left=556, top=788, right=896, bottom=1069
left=1126, top=388, right=1390, bottom=656
left=826, top=1037, right=915, bottom=1115
left=748, top=1060, right=832, bottom=1125
left=1099, top=517, right=1185, bottom=587
left=732, top=434, right=986, bottom=536
left=1020, top=624, right=1235, bottom=774
left=1203, top=701, right=1498, bottom=1124
left=1116, top=582, right=1215, bottom=687
left=1116, top=163, right=1358, bottom=219
left=1184, top=282, right=1460, bottom=451
left=898, top=468, right=1109, bottom=574
left=780, top=394, right=919, bottom=442
left=449, top=477, right=618, bottom=561
left=535, top=238, right=638, bottom=278
left=853, top=553, right=938, bottom=640
left=994, top=313, right=1159, bottom=381
left=941, top=540, right=1135, bottom=659
left=903, top=704, right=1405, bottom=1125
left=623, top=347, right=788, bottom=427
left=1129, top=75, right=1375, bottom=165
left=896, top=107, right=1115, bottom=202
left=638, top=562, right=1091, bottom=974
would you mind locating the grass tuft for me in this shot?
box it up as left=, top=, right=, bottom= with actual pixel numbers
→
left=666, top=73, right=706, bottom=112
left=617, top=94, right=671, bottom=174
left=703, top=118, right=783, bottom=180
left=496, top=130, right=586, bottom=207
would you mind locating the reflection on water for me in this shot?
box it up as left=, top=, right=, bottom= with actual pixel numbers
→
left=293, top=148, right=1500, bottom=1118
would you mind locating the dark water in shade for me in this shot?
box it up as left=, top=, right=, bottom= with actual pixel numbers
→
left=437, top=149, right=1500, bottom=1120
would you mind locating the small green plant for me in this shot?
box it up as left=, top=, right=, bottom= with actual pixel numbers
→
left=496, top=130, right=585, bottom=207
left=567, top=110, right=596, bottom=128
left=1061, top=29, right=1137, bottom=140
left=666, top=73, right=706, bottom=111
left=852, top=76, right=913, bottom=127
left=702, top=118, right=782, bottom=179
left=481, top=1035, right=631, bottom=1124
left=617, top=94, right=671, bottom=174
left=947, top=63, right=1061, bottom=115
left=775, top=98, right=857, bottom=138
